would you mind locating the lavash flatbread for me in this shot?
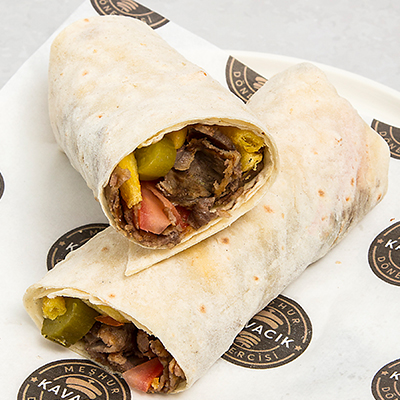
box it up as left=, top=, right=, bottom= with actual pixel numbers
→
left=48, top=16, right=278, bottom=253
left=24, top=63, right=390, bottom=394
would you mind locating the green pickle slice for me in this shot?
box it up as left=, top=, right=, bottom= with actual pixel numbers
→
left=41, top=297, right=99, bottom=347
left=135, top=137, right=177, bottom=181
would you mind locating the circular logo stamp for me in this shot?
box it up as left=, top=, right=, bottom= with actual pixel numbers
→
left=91, top=0, right=169, bottom=29
left=47, top=223, right=109, bottom=270
left=222, top=295, right=312, bottom=369
left=18, top=359, right=131, bottom=400
left=371, top=358, right=400, bottom=400
left=368, top=221, right=400, bottom=286
left=0, top=172, right=4, bottom=200
left=225, top=56, right=267, bottom=103
left=372, top=119, right=400, bottom=160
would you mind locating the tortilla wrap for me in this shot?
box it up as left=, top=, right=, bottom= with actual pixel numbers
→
left=48, top=16, right=278, bottom=252
left=24, top=63, right=389, bottom=394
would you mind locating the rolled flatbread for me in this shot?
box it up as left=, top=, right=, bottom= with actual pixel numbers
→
left=48, top=16, right=278, bottom=251
left=24, top=63, right=389, bottom=394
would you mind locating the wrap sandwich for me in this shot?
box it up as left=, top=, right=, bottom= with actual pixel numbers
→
left=24, top=63, right=390, bottom=394
left=48, top=16, right=278, bottom=252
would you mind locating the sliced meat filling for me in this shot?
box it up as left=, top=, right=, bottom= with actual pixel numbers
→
left=106, top=124, right=262, bottom=247
left=157, top=124, right=242, bottom=206
left=83, top=322, right=185, bottom=393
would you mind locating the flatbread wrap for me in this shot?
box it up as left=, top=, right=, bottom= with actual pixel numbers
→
left=24, top=63, right=390, bottom=394
left=48, top=16, right=278, bottom=251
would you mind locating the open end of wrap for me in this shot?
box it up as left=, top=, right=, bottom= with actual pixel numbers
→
left=24, top=291, right=188, bottom=394
left=103, top=122, right=276, bottom=249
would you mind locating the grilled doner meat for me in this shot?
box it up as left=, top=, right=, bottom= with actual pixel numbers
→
left=83, top=323, right=185, bottom=393
left=107, top=124, right=249, bottom=248
left=156, top=125, right=243, bottom=227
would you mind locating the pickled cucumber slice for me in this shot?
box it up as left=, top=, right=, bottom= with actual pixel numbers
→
left=166, top=128, right=187, bottom=149
left=118, top=153, right=142, bottom=208
left=41, top=297, right=99, bottom=347
left=135, top=137, right=177, bottom=181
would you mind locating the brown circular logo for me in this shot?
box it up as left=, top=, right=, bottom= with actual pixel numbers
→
left=18, top=359, right=131, bottom=400
left=91, top=0, right=169, bottom=29
left=222, top=295, right=312, bottom=369
left=47, top=223, right=109, bottom=270
left=372, top=119, right=400, bottom=160
left=225, top=56, right=267, bottom=103
left=0, top=172, right=4, bottom=200
left=368, top=222, right=400, bottom=286
left=371, top=358, right=400, bottom=400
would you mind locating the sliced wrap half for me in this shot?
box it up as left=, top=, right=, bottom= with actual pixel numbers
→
left=48, top=16, right=278, bottom=252
left=25, top=63, right=390, bottom=394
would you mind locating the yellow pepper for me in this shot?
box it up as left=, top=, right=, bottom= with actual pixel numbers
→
left=118, top=153, right=142, bottom=208
left=166, top=127, right=187, bottom=149
left=42, top=296, right=67, bottom=320
left=220, top=127, right=265, bottom=172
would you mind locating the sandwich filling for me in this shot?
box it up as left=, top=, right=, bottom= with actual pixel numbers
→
left=105, top=124, right=266, bottom=248
left=41, top=296, right=185, bottom=393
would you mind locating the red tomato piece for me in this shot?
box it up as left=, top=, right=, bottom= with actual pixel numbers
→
left=145, top=183, right=180, bottom=220
left=122, top=358, right=164, bottom=392
left=138, top=185, right=171, bottom=234
left=175, top=206, right=190, bottom=229
left=142, top=182, right=190, bottom=229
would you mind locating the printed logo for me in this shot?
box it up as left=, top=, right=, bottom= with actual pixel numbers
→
left=222, top=295, right=312, bottom=369
left=225, top=56, right=267, bottom=103
left=0, top=172, right=4, bottom=200
left=18, top=359, right=131, bottom=400
left=91, top=0, right=169, bottom=29
left=372, top=119, right=400, bottom=160
left=371, top=358, right=400, bottom=400
left=368, top=221, right=400, bottom=286
left=47, top=223, right=109, bottom=270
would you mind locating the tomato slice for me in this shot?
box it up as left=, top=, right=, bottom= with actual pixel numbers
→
left=175, top=206, right=190, bottom=230
left=138, top=185, right=171, bottom=234
left=122, top=358, right=164, bottom=392
left=138, top=182, right=190, bottom=234
left=143, top=182, right=183, bottom=225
